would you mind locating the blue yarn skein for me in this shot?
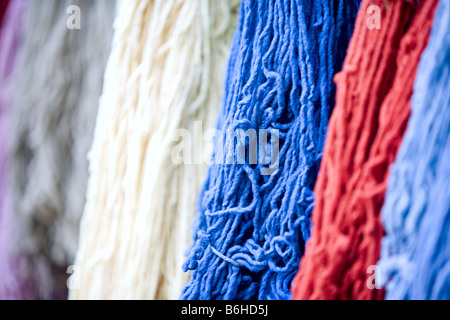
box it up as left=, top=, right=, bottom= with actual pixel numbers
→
left=377, top=0, right=450, bottom=300
left=182, top=0, right=359, bottom=300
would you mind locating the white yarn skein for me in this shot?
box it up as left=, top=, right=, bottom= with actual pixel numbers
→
left=72, top=0, right=238, bottom=300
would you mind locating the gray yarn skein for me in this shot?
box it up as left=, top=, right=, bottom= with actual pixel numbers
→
left=9, top=0, right=115, bottom=299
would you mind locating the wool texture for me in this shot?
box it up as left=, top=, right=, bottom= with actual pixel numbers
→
left=9, top=0, right=115, bottom=299
left=181, top=0, right=360, bottom=300
left=292, top=0, right=438, bottom=300
left=71, top=0, right=238, bottom=300
left=0, top=0, right=31, bottom=300
left=377, top=0, right=450, bottom=300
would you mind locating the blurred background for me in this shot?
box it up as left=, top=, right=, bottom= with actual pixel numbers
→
left=0, top=0, right=115, bottom=299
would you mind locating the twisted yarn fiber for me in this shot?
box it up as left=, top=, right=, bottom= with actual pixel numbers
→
left=182, top=0, right=360, bottom=300
left=377, top=0, right=450, bottom=300
left=10, top=0, right=114, bottom=299
left=292, top=0, right=438, bottom=300
left=0, top=0, right=31, bottom=300
left=71, top=0, right=238, bottom=300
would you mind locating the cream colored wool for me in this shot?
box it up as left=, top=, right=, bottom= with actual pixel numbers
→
left=71, top=0, right=238, bottom=300
left=9, top=0, right=115, bottom=299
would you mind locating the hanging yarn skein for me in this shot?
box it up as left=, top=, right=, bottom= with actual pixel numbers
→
left=182, top=0, right=360, bottom=300
left=71, top=0, right=238, bottom=300
left=0, top=0, right=31, bottom=300
left=292, top=0, right=438, bottom=300
left=377, top=0, right=450, bottom=300
left=9, top=0, right=115, bottom=299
